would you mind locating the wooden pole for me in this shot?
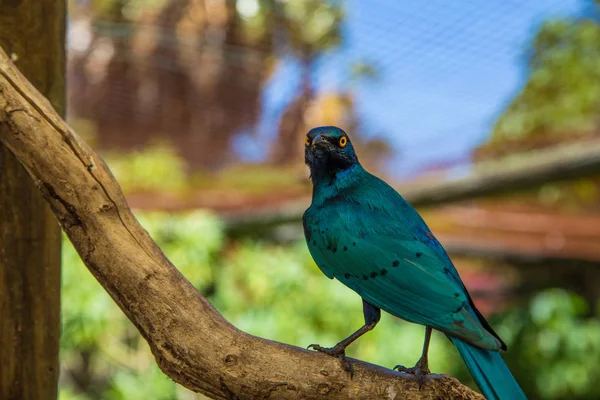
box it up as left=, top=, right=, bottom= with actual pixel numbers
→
left=0, top=1, right=65, bottom=399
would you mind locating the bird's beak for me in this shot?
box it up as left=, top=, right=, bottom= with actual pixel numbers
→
left=311, top=134, right=327, bottom=148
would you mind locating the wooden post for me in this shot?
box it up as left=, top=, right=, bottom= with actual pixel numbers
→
left=0, top=1, right=66, bottom=399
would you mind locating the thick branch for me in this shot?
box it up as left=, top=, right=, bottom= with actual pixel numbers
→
left=0, top=47, right=482, bottom=400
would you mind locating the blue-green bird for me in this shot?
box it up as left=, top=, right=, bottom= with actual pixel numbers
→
left=302, top=126, right=526, bottom=400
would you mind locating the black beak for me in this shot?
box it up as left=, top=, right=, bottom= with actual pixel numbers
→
left=311, top=134, right=328, bottom=148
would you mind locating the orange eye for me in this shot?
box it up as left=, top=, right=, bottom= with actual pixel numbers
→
left=339, top=136, right=348, bottom=148
left=305, top=136, right=311, bottom=146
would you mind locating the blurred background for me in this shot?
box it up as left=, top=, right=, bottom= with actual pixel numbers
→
left=61, top=0, right=600, bottom=399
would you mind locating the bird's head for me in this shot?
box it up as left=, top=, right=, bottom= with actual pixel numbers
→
left=305, top=126, right=359, bottom=181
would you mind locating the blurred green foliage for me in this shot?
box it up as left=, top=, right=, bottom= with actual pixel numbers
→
left=103, top=142, right=306, bottom=198
left=494, top=290, right=600, bottom=399
left=104, top=145, right=190, bottom=194
left=276, top=0, right=343, bottom=58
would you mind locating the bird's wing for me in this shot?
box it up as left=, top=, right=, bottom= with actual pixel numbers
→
left=305, top=203, right=502, bottom=351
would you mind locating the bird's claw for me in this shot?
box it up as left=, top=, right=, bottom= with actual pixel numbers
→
left=307, top=343, right=346, bottom=358
left=307, top=344, right=353, bottom=375
left=393, top=360, right=431, bottom=389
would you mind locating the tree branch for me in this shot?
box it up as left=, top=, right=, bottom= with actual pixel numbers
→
left=0, top=46, right=483, bottom=400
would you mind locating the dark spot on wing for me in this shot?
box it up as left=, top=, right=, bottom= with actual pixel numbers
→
left=455, top=292, right=461, bottom=298
left=444, top=267, right=450, bottom=273
left=353, top=242, right=356, bottom=246
left=392, top=260, right=400, bottom=267
left=344, top=273, right=351, bottom=279
left=380, top=268, right=388, bottom=276
left=312, top=240, right=316, bottom=245
left=370, top=271, right=378, bottom=278
left=343, top=246, right=347, bottom=251
left=363, top=275, right=369, bottom=280
left=416, top=252, right=422, bottom=258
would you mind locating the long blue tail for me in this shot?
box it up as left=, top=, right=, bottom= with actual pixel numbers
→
left=449, top=336, right=527, bottom=400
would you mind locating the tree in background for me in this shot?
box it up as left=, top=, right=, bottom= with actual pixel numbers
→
left=477, top=0, right=600, bottom=159
left=67, top=0, right=381, bottom=171
left=269, top=0, right=343, bottom=163
left=474, top=0, right=600, bottom=214
left=69, top=0, right=273, bottom=168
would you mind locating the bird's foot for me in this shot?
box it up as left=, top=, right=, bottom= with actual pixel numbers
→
left=307, top=344, right=353, bottom=375
left=393, top=358, right=430, bottom=389
left=307, top=343, right=346, bottom=358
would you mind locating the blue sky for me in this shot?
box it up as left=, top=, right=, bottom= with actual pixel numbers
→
left=235, top=0, right=583, bottom=179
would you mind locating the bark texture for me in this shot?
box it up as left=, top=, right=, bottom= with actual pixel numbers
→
left=0, top=46, right=483, bottom=400
left=0, top=2, right=65, bottom=399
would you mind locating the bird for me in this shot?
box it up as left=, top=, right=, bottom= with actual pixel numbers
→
left=302, top=126, right=526, bottom=400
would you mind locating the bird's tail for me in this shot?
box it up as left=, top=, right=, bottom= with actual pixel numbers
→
left=449, top=336, right=527, bottom=400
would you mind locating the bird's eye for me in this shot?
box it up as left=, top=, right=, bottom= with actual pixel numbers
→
left=305, top=136, right=311, bottom=147
left=339, top=136, right=347, bottom=148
